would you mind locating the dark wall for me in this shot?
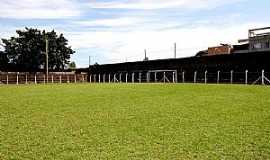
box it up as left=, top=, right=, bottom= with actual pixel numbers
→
left=87, top=51, right=270, bottom=74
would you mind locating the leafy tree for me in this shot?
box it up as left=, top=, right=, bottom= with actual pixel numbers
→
left=68, top=61, right=76, bottom=70
left=1, top=27, right=75, bottom=71
left=0, top=51, right=8, bottom=69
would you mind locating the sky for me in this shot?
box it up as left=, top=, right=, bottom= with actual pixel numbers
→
left=0, top=0, right=270, bottom=67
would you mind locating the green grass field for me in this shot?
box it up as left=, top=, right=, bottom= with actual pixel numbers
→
left=0, top=84, right=269, bottom=159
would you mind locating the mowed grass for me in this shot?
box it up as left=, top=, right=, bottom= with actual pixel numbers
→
left=0, top=84, right=269, bottom=160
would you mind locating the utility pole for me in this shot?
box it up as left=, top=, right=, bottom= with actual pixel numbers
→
left=45, top=37, right=49, bottom=83
left=174, top=43, right=177, bottom=58
left=145, top=49, right=147, bottom=59
left=144, top=49, right=148, bottom=61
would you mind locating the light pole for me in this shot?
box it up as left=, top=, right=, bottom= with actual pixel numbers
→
left=45, top=37, right=49, bottom=83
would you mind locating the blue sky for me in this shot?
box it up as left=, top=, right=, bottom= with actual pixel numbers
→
left=0, top=0, right=270, bottom=67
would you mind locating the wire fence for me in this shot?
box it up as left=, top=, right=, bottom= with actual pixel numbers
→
left=89, top=70, right=270, bottom=85
left=1, top=70, right=269, bottom=85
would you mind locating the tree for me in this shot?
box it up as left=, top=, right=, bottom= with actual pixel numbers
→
left=0, top=51, right=8, bottom=69
left=1, top=27, right=75, bottom=71
left=68, top=61, right=76, bottom=70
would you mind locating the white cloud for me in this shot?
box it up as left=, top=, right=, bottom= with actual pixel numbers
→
left=0, top=0, right=81, bottom=19
left=90, top=0, right=244, bottom=10
left=74, top=17, right=143, bottom=27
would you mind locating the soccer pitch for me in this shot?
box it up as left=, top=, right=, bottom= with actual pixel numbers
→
left=0, top=84, right=269, bottom=159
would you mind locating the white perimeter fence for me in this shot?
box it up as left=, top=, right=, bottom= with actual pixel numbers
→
left=0, top=70, right=269, bottom=85
left=0, top=72, right=88, bottom=85
left=89, top=70, right=270, bottom=85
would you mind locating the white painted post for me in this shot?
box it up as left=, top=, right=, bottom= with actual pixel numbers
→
left=146, top=72, right=150, bottom=83
left=154, top=72, right=157, bottom=83
left=17, top=73, right=19, bottom=85
left=262, top=70, right=265, bottom=85
left=230, top=70, right=233, bottom=84
left=114, top=74, right=116, bottom=83
left=90, top=75, right=92, bottom=83
left=34, top=74, right=37, bottom=84
left=245, top=70, right=248, bottom=85
left=163, top=72, right=166, bottom=83
left=98, top=74, right=101, bottom=83
left=25, top=74, right=28, bottom=84
left=132, top=73, right=135, bottom=83
left=175, top=70, right=178, bottom=83
left=51, top=75, right=54, bottom=83
left=119, top=73, right=122, bottom=83
left=126, top=73, right=128, bottom=83
left=173, top=72, right=175, bottom=83
left=139, top=72, right=142, bottom=83
left=194, top=71, right=197, bottom=83
left=217, top=71, right=220, bottom=84
left=74, top=74, right=77, bottom=83
left=109, top=74, right=111, bottom=83
left=205, top=71, right=207, bottom=84
left=6, top=73, right=8, bottom=85
left=182, top=71, right=185, bottom=83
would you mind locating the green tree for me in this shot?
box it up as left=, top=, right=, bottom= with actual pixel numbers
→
left=0, top=51, right=8, bottom=69
left=1, top=27, right=75, bottom=71
left=68, top=61, right=76, bottom=70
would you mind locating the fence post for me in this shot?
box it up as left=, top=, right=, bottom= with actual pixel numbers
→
left=230, top=70, right=233, bottom=84
left=182, top=71, right=185, bottom=83
left=173, top=72, right=175, bottom=83
left=262, top=70, right=265, bottom=85
left=194, top=71, right=197, bottom=83
left=146, top=72, right=150, bottom=83
left=154, top=72, right=157, bottom=83
left=103, top=74, right=105, bottom=83
left=163, top=72, right=166, bottom=83
left=74, top=74, right=77, bottom=83
left=113, top=74, right=116, bottom=83
left=34, top=74, right=37, bottom=84
left=205, top=71, right=207, bottom=84
left=217, top=71, right=220, bottom=84
left=25, top=74, right=28, bottom=84
left=6, top=73, right=8, bottom=85
left=126, top=73, right=128, bottom=83
left=98, top=74, right=100, bottom=83
left=82, top=75, right=85, bottom=83
left=139, top=72, right=142, bottom=83
left=51, top=75, right=54, bottom=83
left=132, top=73, right=135, bottom=83
left=17, top=72, right=19, bottom=85
left=175, top=70, right=178, bottom=83
left=109, top=74, right=111, bottom=83
left=119, top=73, right=122, bottom=83
left=67, top=75, right=70, bottom=83
left=245, top=70, right=248, bottom=85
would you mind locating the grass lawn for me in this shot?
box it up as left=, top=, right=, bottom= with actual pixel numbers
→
left=0, top=84, right=269, bottom=159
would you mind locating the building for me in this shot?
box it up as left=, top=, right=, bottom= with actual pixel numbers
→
left=239, top=27, right=270, bottom=52
left=207, top=44, right=232, bottom=56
